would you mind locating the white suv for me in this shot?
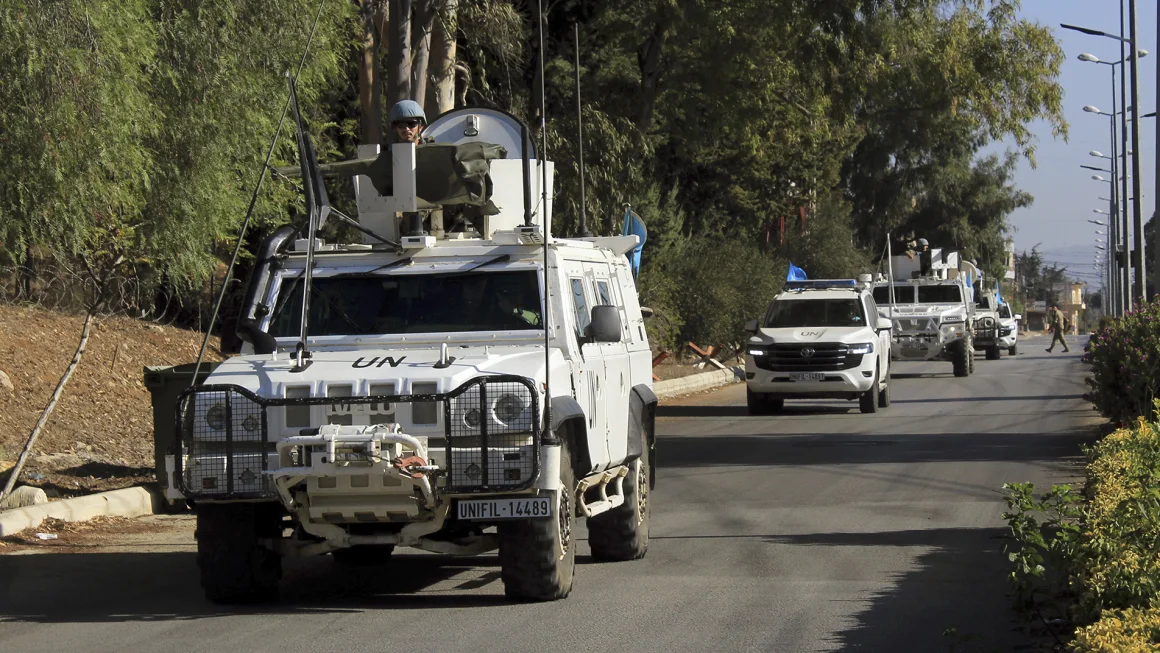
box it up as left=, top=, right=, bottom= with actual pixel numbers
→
left=743, top=278, right=893, bottom=415
left=997, top=302, right=1020, bottom=355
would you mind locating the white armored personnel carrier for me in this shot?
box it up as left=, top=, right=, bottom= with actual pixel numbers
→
left=166, top=103, right=656, bottom=603
left=873, top=247, right=979, bottom=377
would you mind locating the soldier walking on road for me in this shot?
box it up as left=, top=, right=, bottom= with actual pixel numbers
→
left=1045, top=304, right=1070, bottom=353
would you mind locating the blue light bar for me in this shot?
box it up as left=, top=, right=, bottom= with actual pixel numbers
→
left=784, top=279, right=858, bottom=290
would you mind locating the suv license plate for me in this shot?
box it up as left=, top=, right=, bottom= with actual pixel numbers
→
left=789, top=372, right=825, bottom=382
left=457, top=497, right=552, bottom=521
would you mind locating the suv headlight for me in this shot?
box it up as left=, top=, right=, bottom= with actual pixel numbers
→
left=848, top=342, right=874, bottom=354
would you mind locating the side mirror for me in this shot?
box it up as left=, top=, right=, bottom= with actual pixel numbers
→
left=876, top=318, right=892, bottom=331
left=589, top=305, right=622, bottom=343
left=744, top=319, right=759, bottom=333
left=639, top=306, right=655, bottom=318
left=1014, top=314, right=1022, bottom=321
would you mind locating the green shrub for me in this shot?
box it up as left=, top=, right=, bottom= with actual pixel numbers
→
left=1073, top=420, right=1160, bottom=623
left=1085, top=298, right=1160, bottom=423
left=1003, top=417, right=1160, bottom=651
left=648, top=238, right=781, bottom=350
left=1073, top=605, right=1160, bottom=652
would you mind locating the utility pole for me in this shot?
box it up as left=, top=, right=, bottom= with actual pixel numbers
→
left=1128, top=0, right=1146, bottom=301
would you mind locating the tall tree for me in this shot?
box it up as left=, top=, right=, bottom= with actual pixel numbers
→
left=357, top=0, right=384, bottom=144
left=386, top=0, right=413, bottom=104
left=410, top=0, right=436, bottom=108
left=426, top=0, right=459, bottom=117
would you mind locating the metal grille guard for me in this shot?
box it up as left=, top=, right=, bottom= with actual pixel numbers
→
left=174, top=375, right=541, bottom=500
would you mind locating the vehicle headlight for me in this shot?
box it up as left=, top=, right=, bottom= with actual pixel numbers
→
left=494, top=393, right=528, bottom=426
left=848, top=342, right=874, bottom=355
left=205, top=404, right=227, bottom=431
left=747, top=349, right=767, bottom=357
left=242, top=415, right=261, bottom=433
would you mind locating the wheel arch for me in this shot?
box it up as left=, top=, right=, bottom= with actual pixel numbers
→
left=629, top=384, right=658, bottom=489
left=549, top=396, right=595, bottom=477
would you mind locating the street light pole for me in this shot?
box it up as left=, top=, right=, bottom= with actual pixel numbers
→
left=1121, top=0, right=1133, bottom=310
left=1128, top=0, right=1146, bottom=302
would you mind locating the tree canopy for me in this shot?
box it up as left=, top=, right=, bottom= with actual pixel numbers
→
left=0, top=0, right=1067, bottom=350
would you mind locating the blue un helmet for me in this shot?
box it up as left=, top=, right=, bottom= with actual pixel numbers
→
left=388, top=100, right=427, bottom=126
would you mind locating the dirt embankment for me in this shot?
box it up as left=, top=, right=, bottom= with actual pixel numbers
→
left=0, top=305, right=218, bottom=497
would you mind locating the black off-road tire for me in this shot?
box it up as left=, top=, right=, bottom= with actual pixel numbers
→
left=498, top=441, right=576, bottom=601
left=588, top=438, right=651, bottom=562
left=877, top=366, right=892, bottom=409
left=952, top=341, right=970, bottom=377
left=985, top=345, right=1001, bottom=360
left=332, top=544, right=395, bottom=567
left=1009, top=343, right=1018, bottom=356
left=196, top=503, right=283, bottom=604
left=859, top=371, right=880, bottom=414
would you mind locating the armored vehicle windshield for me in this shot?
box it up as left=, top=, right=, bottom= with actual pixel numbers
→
left=268, top=269, right=543, bottom=337
left=872, top=286, right=915, bottom=305
left=916, top=285, right=963, bottom=304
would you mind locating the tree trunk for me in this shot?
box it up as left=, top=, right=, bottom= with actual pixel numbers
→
left=386, top=0, right=413, bottom=105
left=357, top=0, right=383, bottom=145
left=425, top=0, right=458, bottom=117
left=636, top=16, right=670, bottom=133
left=410, top=0, right=436, bottom=109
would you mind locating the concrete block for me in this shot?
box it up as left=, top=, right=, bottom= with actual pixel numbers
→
left=0, top=486, right=158, bottom=538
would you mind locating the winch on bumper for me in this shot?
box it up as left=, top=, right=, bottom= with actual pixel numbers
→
left=746, top=342, right=876, bottom=399
left=172, top=375, right=555, bottom=555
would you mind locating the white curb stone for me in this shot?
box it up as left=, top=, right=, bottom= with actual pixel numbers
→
left=654, top=366, right=743, bottom=400
left=0, top=486, right=159, bottom=538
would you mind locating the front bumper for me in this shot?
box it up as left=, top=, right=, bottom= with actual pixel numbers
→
left=746, top=354, right=876, bottom=397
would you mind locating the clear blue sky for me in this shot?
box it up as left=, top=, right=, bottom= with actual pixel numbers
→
left=1004, top=0, right=1157, bottom=285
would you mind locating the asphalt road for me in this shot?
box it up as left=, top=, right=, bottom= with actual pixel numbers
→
left=0, top=334, right=1097, bottom=653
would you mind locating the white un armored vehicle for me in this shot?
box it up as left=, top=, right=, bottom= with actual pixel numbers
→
left=873, top=246, right=979, bottom=377
left=744, top=276, right=893, bottom=414
left=165, top=104, right=655, bottom=603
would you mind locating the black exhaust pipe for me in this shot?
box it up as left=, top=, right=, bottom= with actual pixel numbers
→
left=235, top=224, right=296, bottom=355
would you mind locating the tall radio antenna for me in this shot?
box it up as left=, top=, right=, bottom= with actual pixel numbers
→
left=538, top=0, right=552, bottom=442
left=575, top=23, right=590, bottom=237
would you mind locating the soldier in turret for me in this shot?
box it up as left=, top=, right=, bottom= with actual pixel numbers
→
left=388, top=100, right=429, bottom=144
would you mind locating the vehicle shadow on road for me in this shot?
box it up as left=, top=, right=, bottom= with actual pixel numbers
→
left=889, top=394, right=1085, bottom=404
left=768, top=527, right=1029, bottom=652
left=657, top=404, right=852, bottom=418
left=656, top=429, right=1096, bottom=468
left=0, top=552, right=528, bottom=622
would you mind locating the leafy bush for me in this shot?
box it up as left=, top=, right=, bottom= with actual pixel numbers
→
left=1003, top=416, right=1160, bottom=651
left=1073, top=420, right=1160, bottom=623
left=1085, top=299, right=1160, bottom=423
left=1072, top=606, right=1160, bottom=652
left=642, top=238, right=781, bottom=351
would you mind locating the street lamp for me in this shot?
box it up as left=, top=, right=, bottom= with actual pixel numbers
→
left=1090, top=219, right=1107, bottom=225
left=1071, top=14, right=1145, bottom=309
